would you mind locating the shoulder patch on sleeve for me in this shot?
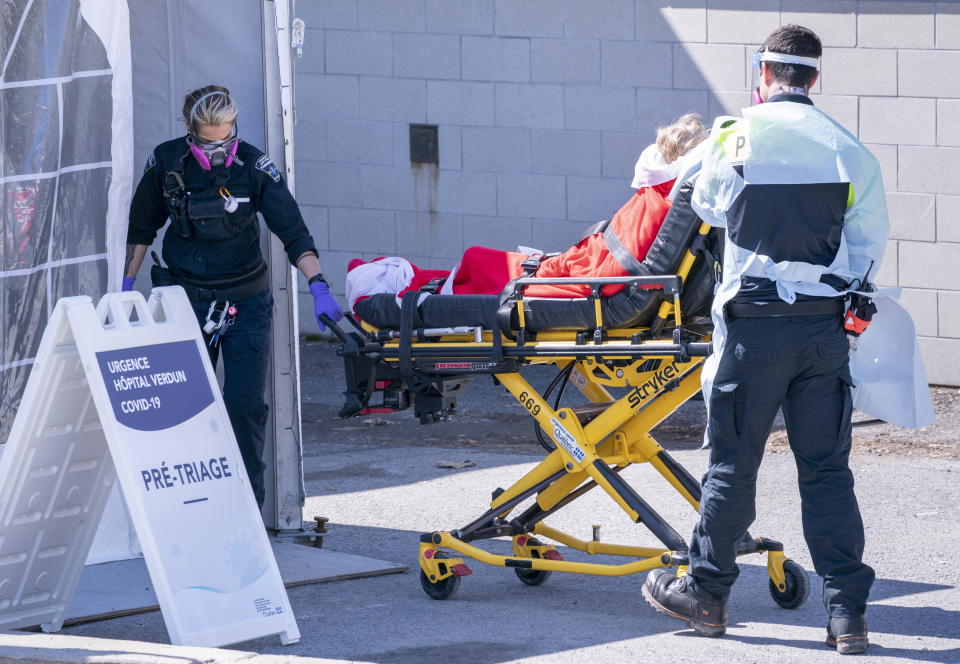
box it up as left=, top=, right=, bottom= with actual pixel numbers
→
left=719, top=125, right=750, bottom=162
left=710, top=116, right=749, bottom=163
left=143, top=151, right=157, bottom=174
left=255, top=154, right=282, bottom=183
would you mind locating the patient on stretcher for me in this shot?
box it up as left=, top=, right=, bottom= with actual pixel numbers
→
left=345, top=114, right=708, bottom=311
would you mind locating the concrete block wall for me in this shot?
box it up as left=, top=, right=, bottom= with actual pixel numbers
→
left=294, top=0, right=960, bottom=386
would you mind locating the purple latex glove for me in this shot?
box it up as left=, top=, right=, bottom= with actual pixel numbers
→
left=310, top=280, right=343, bottom=331
left=121, top=276, right=136, bottom=292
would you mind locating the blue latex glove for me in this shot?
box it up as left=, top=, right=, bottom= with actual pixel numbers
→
left=310, top=280, right=343, bottom=331
left=121, top=276, right=136, bottom=292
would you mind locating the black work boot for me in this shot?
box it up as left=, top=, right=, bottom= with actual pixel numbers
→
left=826, top=616, right=869, bottom=654
left=642, top=568, right=727, bottom=637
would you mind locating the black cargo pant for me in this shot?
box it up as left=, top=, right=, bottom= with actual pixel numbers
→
left=190, top=288, right=273, bottom=509
left=688, top=312, right=875, bottom=618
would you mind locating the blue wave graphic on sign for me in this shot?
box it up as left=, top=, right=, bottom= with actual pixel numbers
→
left=182, top=566, right=269, bottom=594
left=96, top=340, right=215, bottom=431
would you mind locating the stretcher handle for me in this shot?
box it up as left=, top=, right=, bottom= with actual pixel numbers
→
left=319, top=314, right=350, bottom=344
left=513, top=274, right=681, bottom=295
left=687, top=342, right=712, bottom=357
left=371, top=341, right=712, bottom=360
left=343, top=312, right=367, bottom=334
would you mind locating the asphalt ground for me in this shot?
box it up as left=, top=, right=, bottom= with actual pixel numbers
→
left=53, top=341, right=960, bottom=663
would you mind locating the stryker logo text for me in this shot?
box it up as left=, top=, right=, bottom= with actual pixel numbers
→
left=627, top=364, right=679, bottom=408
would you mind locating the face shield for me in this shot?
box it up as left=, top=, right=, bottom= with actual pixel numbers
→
left=750, top=51, right=764, bottom=105
left=750, top=50, right=820, bottom=105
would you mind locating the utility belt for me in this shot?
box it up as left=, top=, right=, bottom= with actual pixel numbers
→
left=152, top=257, right=269, bottom=302
left=725, top=297, right=844, bottom=321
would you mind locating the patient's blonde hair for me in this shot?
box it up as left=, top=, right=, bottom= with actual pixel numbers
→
left=655, top=113, right=708, bottom=163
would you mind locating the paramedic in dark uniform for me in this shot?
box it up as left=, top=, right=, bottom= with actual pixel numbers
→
left=122, top=85, right=343, bottom=509
left=642, top=26, right=889, bottom=655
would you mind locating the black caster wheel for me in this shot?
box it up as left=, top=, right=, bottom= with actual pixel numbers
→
left=769, top=559, right=809, bottom=609
left=420, top=552, right=461, bottom=600
left=514, top=540, right=552, bottom=587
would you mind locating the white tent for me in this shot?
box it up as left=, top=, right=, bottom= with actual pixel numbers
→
left=1, top=0, right=304, bottom=560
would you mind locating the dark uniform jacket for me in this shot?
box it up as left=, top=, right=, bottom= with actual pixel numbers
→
left=127, top=137, right=316, bottom=287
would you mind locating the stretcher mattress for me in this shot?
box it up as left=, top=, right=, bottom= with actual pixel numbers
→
left=353, top=182, right=721, bottom=332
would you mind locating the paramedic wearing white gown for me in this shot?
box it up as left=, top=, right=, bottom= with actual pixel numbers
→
left=642, top=26, right=888, bottom=655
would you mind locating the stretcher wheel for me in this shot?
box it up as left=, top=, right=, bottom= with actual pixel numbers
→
left=514, top=567, right=552, bottom=586
left=769, top=560, right=809, bottom=609
left=420, top=552, right=461, bottom=600
left=514, top=546, right=552, bottom=586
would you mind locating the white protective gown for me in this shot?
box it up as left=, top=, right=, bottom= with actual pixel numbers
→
left=688, top=97, right=934, bottom=431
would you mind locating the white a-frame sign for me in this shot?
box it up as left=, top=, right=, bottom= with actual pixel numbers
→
left=0, top=288, right=299, bottom=647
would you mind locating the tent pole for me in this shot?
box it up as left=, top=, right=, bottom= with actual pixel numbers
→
left=261, top=0, right=305, bottom=534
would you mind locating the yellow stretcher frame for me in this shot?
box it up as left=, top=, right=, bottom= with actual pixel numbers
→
left=335, top=222, right=809, bottom=609
left=414, top=352, right=798, bottom=604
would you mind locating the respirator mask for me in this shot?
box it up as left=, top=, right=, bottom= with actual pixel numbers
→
left=187, top=127, right=239, bottom=170
left=750, top=50, right=820, bottom=105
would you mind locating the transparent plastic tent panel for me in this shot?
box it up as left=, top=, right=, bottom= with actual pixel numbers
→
left=1, top=0, right=112, bottom=442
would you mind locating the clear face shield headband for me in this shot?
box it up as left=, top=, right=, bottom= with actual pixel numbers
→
left=751, top=50, right=820, bottom=104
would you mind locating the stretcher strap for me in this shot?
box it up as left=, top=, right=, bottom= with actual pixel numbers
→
left=419, top=277, right=446, bottom=294
left=519, top=255, right=543, bottom=276
left=490, top=308, right=503, bottom=361
left=577, top=218, right=611, bottom=244
left=689, top=233, right=721, bottom=283
left=398, top=291, right=429, bottom=390
left=602, top=225, right=645, bottom=276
